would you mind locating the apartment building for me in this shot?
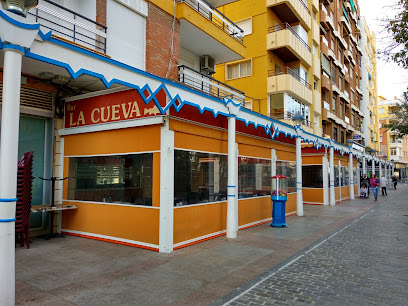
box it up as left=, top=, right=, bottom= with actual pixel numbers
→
left=360, top=17, right=379, bottom=153
left=320, top=0, right=364, bottom=145
left=378, top=96, right=408, bottom=178
left=214, top=0, right=322, bottom=135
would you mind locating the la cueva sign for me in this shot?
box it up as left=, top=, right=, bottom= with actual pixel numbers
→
left=64, top=89, right=162, bottom=128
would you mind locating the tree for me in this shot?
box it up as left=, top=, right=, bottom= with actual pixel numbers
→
left=386, top=0, right=408, bottom=68
left=383, top=92, right=408, bottom=137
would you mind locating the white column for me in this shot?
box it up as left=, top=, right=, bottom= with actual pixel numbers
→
left=295, top=136, right=303, bottom=216
left=349, top=152, right=354, bottom=200
left=159, top=118, right=174, bottom=253
left=329, top=147, right=335, bottom=206
left=356, top=162, right=361, bottom=189
left=0, top=49, right=23, bottom=305
left=271, top=149, right=277, bottom=177
left=234, top=143, right=239, bottom=233
left=322, top=152, right=329, bottom=205
left=338, top=160, right=342, bottom=202
left=379, top=161, right=383, bottom=178
left=362, top=155, right=366, bottom=176
left=227, top=115, right=237, bottom=238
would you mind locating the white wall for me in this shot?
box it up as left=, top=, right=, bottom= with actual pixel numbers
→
left=106, top=0, right=146, bottom=69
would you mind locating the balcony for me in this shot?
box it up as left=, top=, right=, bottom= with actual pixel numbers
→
left=178, top=65, right=245, bottom=103
left=27, top=0, right=107, bottom=54
left=177, top=0, right=246, bottom=63
left=267, top=23, right=311, bottom=67
left=321, top=74, right=331, bottom=92
left=267, top=67, right=312, bottom=104
left=270, top=110, right=313, bottom=130
left=320, top=6, right=334, bottom=31
left=341, top=16, right=352, bottom=35
left=267, top=0, right=311, bottom=31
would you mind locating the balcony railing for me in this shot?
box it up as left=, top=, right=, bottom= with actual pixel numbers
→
left=270, top=110, right=312, bottom=127
left=178, top=0, right=244, bottom=44
left=268, top=23, right=311, bottom=52
left=27, top=0, right=107, bottom=53
left=268, top=67, right=312, bottom=90
left=178, top=65, right=245, bottom=103
left=298, top=0, right=310, bottom=14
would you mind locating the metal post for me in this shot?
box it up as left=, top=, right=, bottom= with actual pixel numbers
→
left=329, top=146, right=335, bottom=206
left=0, top=48, right=23, bottom=305
left=227, top=115, right=237, bottom=238
left=296, top=136, right=303, bottom=216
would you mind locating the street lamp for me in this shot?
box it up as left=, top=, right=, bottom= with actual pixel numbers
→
left=1, top=0, right=38, bottom=17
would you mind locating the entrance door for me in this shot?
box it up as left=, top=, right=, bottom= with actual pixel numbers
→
left=18, top=116, right=51, bottom=228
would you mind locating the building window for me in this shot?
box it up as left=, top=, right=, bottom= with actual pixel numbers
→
left=302, top=165, right=323, bottom=188
left=67, top=153, right=153, bottom=206
left=235, top=18, right=252, bottom=36
left=333, top=127, right=338, bottom=141
left=339, top=102, right=343, bottom=118
left=226, top=60, right=252, bottom=80
left=238, top=157, right=271, bottom=198
left=332, top=96, right=336, bottom=113
left=391, top=148, right=397, bottom=156
left=338, top=76, right=342, bottom=91
left=174, top=150, right=227, bottom=206
left=331, top=67, right=336, bottom=84
left=276, top=161, right=296, bottom=193
left=340, top=130, right=345, bottom=143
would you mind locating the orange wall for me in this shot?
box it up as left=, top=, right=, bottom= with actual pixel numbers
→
left=302, top=155, right=323, bottom=165
left=64, top=125, right=161, bottom=156
left=174, top=202, right=227, bottom=244
left=303, top=188, right=324, bottom=204
left=238, top=197, right=271, bottom=226
left=61, top=202, right=160, bottom=245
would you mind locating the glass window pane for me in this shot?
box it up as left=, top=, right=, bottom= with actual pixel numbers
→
left=238, top=157, right=271, bottom=198
left=277, top=161, right=296, bottom=193
left=302, top=165, right=323, bottom=188
left=67, top=153, right=153, bottom=206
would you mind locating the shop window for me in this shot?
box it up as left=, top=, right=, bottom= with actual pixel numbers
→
left=277, top=161, right=296, bottom=193
left=341, top=166, right=349, bottom=185
left=226, top=60, right=252, bottom=80
left=334, top=166, right=340, bottom=187
left=302, top=165, right=323, bottom=188
left=174, top=150, right=228, bottom=206
left=67, top=153, right=153, bottom=206
left=238, top=157, right=271, bottom=198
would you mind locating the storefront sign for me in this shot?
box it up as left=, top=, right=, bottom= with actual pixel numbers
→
left=64, top=89, right=164, bottom=128
left=352, top=134, right=362, bottom=140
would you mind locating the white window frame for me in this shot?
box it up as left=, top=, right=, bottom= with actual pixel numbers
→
left=225, top=59, right=253, bottom=80
left=235, top=17, right=252, bottom=36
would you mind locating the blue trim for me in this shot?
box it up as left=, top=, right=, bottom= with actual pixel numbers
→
left=3, top=43, right=25, bottom=53
left=227, top=195, right=236, bottom=197
left=0, top=9, right=40, bottom=30
left=227, top=185, right=236, bottom=188
left=343, top=6, right=350, bottom=23
left=0, top=218, right=16, bottom=222
left=0, top=198, right=18, bottom=202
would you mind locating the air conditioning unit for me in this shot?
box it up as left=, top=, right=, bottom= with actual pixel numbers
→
left=200, top=55, right=215, bottom=75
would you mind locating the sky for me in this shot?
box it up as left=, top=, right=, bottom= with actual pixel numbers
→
left=358, top=0, right=408, bottom=100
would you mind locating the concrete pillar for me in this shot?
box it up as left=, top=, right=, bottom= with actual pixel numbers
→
left=379, top=161, right=383, bottom=178
left=322, top=152, right=329, bottom=205
left=329, top=147, right=335, bottom=206
left=271, top=149, right=277, bottom=177
left=362, top=155, right=366, bottom=176
left=349, top=152, right=354, bottom=200
left=0, top=49, right=23, bottom=305
left=159, top=118, right=174, bottom=253
left=295, top=136, right=303, bottom=216
left=227, top=115, right=238, bottom=238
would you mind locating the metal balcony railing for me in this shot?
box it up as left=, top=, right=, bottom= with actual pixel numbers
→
left=28, top=0, right=107, bottom=53
left=178, top=65, right=245, bottom=103
left=270, top=110, right=312, bottom=128
left=268, top=23, right=311, bottom=52
left=177, top=0, right=244, bottom=44
left=268, top=67, right=312, bottom=90
left=298, top=0, right=310, bottom=14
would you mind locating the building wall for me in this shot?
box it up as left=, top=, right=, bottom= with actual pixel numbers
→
left=146, top=2, right=180, bottom=80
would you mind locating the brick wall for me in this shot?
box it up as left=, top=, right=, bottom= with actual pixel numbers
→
left=146, top=2, right=180, bottom=80
left=96, top=0, right=107, bottom=26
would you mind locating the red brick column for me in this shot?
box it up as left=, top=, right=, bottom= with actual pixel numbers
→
left=146, top=2, right=180, bottom=80
left=96, top=0, right=107, bottom=26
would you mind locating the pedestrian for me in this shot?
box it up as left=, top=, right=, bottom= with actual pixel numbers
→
left=370, top=174, right=379, bottom=200
left=380, top=174, right=387, bottom=196
left=361, top=174, right=370, bottom=198
left=392, top=175, right=397, bottom=190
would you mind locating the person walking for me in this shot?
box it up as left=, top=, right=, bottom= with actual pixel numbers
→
left=361, top=174, right=370, bottom=198
left=380, top=174, right=387, bottom=196
left=370, top=174, right=379, bottom=201
left=392, top=175, right=397, bottom=190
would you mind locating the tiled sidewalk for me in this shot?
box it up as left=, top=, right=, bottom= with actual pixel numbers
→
left=16, top=189, right=396, bottom=305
